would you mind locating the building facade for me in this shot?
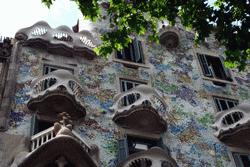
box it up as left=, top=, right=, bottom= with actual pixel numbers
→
left=0, top=18, right=250, bottom=167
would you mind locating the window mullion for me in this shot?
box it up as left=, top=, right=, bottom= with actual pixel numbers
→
left=218, top=98, right=223, bottom=112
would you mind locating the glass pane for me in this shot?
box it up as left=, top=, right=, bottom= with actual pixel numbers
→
left=240, top=155, right=250, bottom=167
left=228, top=101, right=235, bottom=108
left=121, top=81, right=126, bottom=92
left=126, top=82, right=134, bottom=90
left=215, top=98, right=222, bottom=111
left=219, top=99, right=228, bottom=110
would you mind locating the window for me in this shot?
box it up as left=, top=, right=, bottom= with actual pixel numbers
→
left=117, top=135, right=164, bottom=162
left=233, top=153, right=250, bottom=167
left=120, top=79, right=146, bottom=106
left=127, top=136, right=160, bottom=155
left=197, top=53, right=232, bottom=85
left=43, top=64, right=74, bottom=75
left=213, top=96, right=239, bottom=112
left=31, top=115, right=54, bottom=135
left=116, top=39, right=144, bottom=64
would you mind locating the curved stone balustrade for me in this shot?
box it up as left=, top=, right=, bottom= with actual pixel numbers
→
left=31, top=27, right=48, bottom=36
left=118, top=147, right=178, bottom=167
left=158, top=26, right=180, bottom=49
left=53, top=32, right=73, bottom=42
left=212, top=103, right=250, bottom=148
left=111, top=85, right=168, bottom=134
left=27, top=69, right=86, bottom=120
left=15, top=21, right=97, bottom=58
left=111, top=85, right=167, bottom=114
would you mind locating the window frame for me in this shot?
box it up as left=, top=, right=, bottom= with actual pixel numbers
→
left=232, top=152, right=250, bottom=167
left=196, top=52, right=236, bottom=86
left=43, top=64, right=74, bottom=75
left=113, top=39, right=150, bottom=69
left=127, top=135, right=161, bottom=155
left=116, top=39, right=144, bottom=64
left=117, top=133, right=165, bottom=163
left=212, top=95, right=239, bottom=112
left=30, top=115, right=54, bottom=136
left=42, top=64, right=74, bottom=90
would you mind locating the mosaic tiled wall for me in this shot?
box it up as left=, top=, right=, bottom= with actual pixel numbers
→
left=6, top=26, right=250, bottom=167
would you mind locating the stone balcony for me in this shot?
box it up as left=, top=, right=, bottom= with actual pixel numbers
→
left=212, top=103, right=250, bottom=149
left=15, top=21, right=97, bottom=58
left=27, top=69, right=86, bottom=120
left=111, top=85, right=168, bottom=134
left=117, top=147, right=177, bottom=167
left=18, top=123, right=99, bottom=167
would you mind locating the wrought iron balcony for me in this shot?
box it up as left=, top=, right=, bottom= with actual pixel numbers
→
left=27, top=69, right=86, bottom=120
left=111, top=85, right=168, bottom=134
left=212, top=103, right=250, bottom=148
left=117, top=147, right=178, bottom=167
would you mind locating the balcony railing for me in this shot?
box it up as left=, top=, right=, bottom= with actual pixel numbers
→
left=111, top=85, right=167, bottom=115
left=27, top=69, right=86, bottom=119
left=15, top=21, right=97, bottom=58
left=31, top=70, right=82, bottom=100
left=111, top=85, right=168, bottom=134
left=31, top=126, right=91, bottom=153
left=212, top=103, right=250, bottom=148
left=118, top=147, right=177, bottom=167
left=31, top=126, right=55, bottom=151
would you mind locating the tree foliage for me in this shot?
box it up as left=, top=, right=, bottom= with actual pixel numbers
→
left=42, top=0, right=250, bottom=71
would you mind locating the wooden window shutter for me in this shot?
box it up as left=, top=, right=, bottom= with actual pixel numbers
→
left=197, top=54, right=212, bottom=77
left=133, top=38, right=142, bottom=63
left=117, top=136, right=128, bottom=162
left=138, top=40, right=144, bottom=63
left=219, top=55, right=233, bottom=81
left=30, top=115, right=37, bottom=136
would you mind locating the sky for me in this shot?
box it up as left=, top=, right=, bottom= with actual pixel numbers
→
left=0, top=0, right=216, bottom=38
left=0, top=0, right=92, bottom=37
